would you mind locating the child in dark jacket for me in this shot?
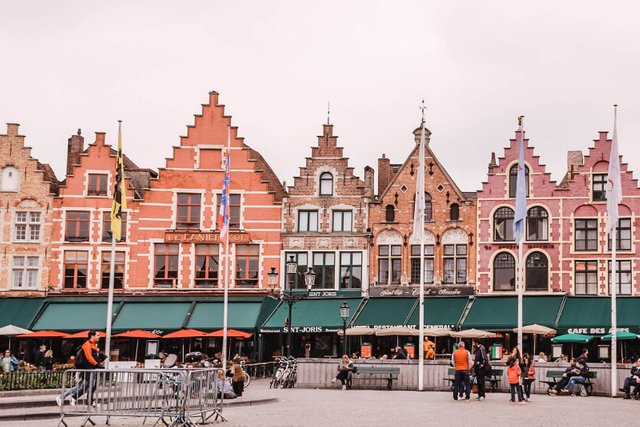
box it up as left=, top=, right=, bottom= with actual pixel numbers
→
left=507, top=357, right=525, bottom=404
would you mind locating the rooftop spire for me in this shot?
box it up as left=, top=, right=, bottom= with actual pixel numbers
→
left=327, top=102, right=331, bottom=125
left=419, top=99, right=426, bottom=125
left=518, top=115, right=524, bottom=131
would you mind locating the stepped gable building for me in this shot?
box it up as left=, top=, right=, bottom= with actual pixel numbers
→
left=558, top=131, right=640, bottom=296
left=131, top=91, right=285, bottom=292
left=281, top=123, right=373, bottom=294
left=0, top=123, right=59, bottom=296
left=476, top=128, right=561, bottom=293
left=49, top=129, right=156, bottom=292
left=368, top=123, right=477, bottom=295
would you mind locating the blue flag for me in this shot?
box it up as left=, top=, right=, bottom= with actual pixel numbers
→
left=513, top=129, right=527, bottom=243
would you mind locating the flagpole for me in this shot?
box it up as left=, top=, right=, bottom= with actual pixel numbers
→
left=221, top=125, right=231, bottom=371
left=105, top=120, right=123, bottom=367
left=514, top=117, right=526, bottom=355
left=417, top=101, right=426, bottom=391
left=609, top=104, right=620, bottom=397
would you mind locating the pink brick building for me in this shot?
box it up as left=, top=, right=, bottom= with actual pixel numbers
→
left=477, top=127, right=640, bottom=295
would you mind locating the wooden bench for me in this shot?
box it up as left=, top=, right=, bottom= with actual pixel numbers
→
left=352, top=366, right=400, bottom=390
left=443, top=367, right=503, bottom=392
left=541, top=370, right=597, bottom=396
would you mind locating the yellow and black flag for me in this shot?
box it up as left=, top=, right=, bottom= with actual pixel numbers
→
left=111, top=121, right=127, bottom=241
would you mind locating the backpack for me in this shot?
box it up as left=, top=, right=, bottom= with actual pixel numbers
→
left=74, top=345, right=86, bottom=369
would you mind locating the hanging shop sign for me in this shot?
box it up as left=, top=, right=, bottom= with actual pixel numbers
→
left=369, top=285, right=474, bottom=298
left=165, top=231, right=251, bottom=243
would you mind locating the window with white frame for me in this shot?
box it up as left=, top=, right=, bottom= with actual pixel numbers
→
left=443, top=244, right=467, bottom=284
left=14, top=211, right=41, bottom=242
left=608, top=260, right=632, bottom=295
left=575, top=260, right=598, bottom=295
left=319, top=172, right=333, bottom=196
left=11, top=256, right=39, bottom=289
left=332, top=210, right=352, bottom=232
left=298, top=210, right=318, bottom=232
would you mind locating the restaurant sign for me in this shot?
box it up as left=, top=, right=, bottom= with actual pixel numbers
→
left=369, top=285, right=475, bottom=298
left=567, top=327, right=630, bottom=335
left=259, top=326, right=340, bottom=334
left=165, top=231, right=251, bottom=243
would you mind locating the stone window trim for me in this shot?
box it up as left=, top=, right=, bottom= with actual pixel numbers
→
left=410, top=244, right=435, bottom=284
left=574, top=260, right=598, bottom=295
left=492, top=251, right=516, bottom=292
left=339, top=251, right=362, bottom=289
left=175, top=192, right=202, bottom=231
left=214, top=192, right=243, bottom=231
left=236, top=244, right=260, bottom=288
left=607, top=217, right=632, bottom=252
left=332, top=210, right=353, bottom=232
left=86, top=171, right=110, bottom=197
left=194, top=244, right=220, bottom=288
left=297, top=209, right=319, bottom=232
left=443, top=243, right=467, bottom=285
left=492, top=206, right=515, bottom=242
left=63, top=250, right=89, bottom=290
left=319, top=171, right=334, bottom=196
left=13, top=210, right=43, bottom=243
left=526, top=206, right=549, bottom=242
left=11, top=255, right=40, bottom=289
left=573, top=218, right=599, bottom=252
left=153, top=243, right=180, bottom=288
left=591, top=173, right=607, bottom=202
left=525, top=250, right=549, bottom=291
left=101, top=210, right=128, bottom=242
left=608, top=259, right=632, bottom=295
left=65, top=210, right=91, bottom=243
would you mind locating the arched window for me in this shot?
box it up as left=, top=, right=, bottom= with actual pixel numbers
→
left=319, top=172, right=333, bottom=196
left=1, top=166, right=19, bottom=192
left=526, top=251, right=548, bottom=291
left=493, top=207, right=515, bottom=241
left=508, top=164, right=529, bottom=198
left=527, top=206, right=548, bottom=241
left=385, top=204, right=395, bottom=222
left=449, top=203, right=460, bottom=221
left=493, top=252, right=515, bottom=291
left=424, top=192, right=432, bottom=221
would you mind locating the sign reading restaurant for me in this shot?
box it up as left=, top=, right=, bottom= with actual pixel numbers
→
left=369, top=285, right=475, bottom=298
left=165, top=231, right=251, bottom=243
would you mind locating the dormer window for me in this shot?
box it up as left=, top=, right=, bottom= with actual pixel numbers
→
left=88, top=173, right=108, bottom=196
left=319, top=172, right=333, bottom=196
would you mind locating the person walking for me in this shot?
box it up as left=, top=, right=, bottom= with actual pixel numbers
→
left=507, top=356, right=526, bottom=404
left=522, top=353, right=535, bottom=401
left=472, top=339, right=489, bottom=401
left=56, top=330, right=103, bottom=407
left=451, top=341, right=473, bottom=401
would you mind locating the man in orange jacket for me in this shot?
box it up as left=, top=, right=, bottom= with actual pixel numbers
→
left=57, top=330, right=103, bottom=407
left=451, top=341, right=473, bottom=400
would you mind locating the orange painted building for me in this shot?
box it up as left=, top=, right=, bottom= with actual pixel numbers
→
left=49, top=130, right=155, bottom=292
left=130, top=92, right=285, bottom=292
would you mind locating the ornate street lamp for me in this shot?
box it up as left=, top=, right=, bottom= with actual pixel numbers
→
left=340, top=301, right=350, bottom=356
left=279, top=258, right=315, bottom=357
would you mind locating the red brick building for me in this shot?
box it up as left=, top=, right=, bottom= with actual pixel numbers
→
left=130, top=91, right=285, bottom=292
left=368, top=124, right=477, bottom=295
left=281, top=123, right=373, bottom=293
left=0, top=123, right=58, bottom=296
left=49, top=130, right=155, bottom=292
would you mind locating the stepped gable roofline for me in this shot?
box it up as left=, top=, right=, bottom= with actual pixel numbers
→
left=378, top=123, right=468, bottom=202
left=289, top=122, right=366, bottom=192
left=1, top=122, right=60, bottom=195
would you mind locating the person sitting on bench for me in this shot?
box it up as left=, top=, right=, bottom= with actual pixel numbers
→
left=549, top=358, right=579, bottom=395
left=622, top=359, right=640, bottom=399
left=331, top=354, right=354, bottom=390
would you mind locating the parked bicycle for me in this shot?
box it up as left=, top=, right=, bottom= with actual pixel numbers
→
left=270, top=356, right=297, bottom=389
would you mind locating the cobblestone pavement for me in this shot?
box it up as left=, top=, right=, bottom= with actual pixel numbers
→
left=0, top=379, right=632, bottom=427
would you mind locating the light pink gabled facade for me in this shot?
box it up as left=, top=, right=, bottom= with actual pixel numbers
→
left=477, top=128, right=640, bottom=295
left=559, top=131, right=640, bottom=296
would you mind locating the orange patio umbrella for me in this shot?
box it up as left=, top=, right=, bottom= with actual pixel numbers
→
left=17, top=330, right=68, bottom=338
left=207, top=329, right=252, bottom=339
left=162, top=329, right=208, bottom=339
left=114, top=330, right=161, bottom=339
left=64, top=330, right=105, bottom=339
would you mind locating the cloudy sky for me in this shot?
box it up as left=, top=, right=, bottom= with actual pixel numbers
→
left=1, top=1, right=639, bottom=192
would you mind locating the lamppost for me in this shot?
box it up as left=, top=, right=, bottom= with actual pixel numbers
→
left=269, top=256, right=315, bottom=357
left=340, top=301, right=350, bottom=356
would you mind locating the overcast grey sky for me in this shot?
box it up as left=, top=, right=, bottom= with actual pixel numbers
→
left=1, top=1, right=639, bottom=192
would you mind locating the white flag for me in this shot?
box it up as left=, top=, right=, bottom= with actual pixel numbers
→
left=606, top=109, right=622, bottom=233
left=412, top=123, right=426, bottom=239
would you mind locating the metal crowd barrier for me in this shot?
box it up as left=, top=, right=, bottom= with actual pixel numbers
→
left=57, top=368, right=225, bottom=427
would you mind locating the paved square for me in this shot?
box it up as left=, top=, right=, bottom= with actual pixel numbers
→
left=0, top=379, right=631, bottom=427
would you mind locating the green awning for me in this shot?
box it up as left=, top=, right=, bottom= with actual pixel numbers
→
left=556, top=297, right=640, bottom=334
left=461, top=296, right=563, bottom=331
left=406, top=297, right=469, bottom=329
left=32, top=302, right=106, bottom=331
left=112, top=302, right=191, bottom=333
left=187, top=302, right=264, bottom=330
left=0, top=298, right=45, bottom=329
left=260, top=298, right=363, bottom=333
left=351, top=298, right=416, bottom=328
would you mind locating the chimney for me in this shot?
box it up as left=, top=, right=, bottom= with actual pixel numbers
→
left=488, top=152, right=497, bottom=175
left=6, top=123, right=20, bottom=136
left=566, top=150, right=583, bottom=181
left=66, top=129, right=84, bottom=176
left=378, top=154, right=391, bottom=196
left=364, top=165, right=374, bottom=198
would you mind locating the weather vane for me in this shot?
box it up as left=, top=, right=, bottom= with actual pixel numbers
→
left=518, top=115, right=524, bottom=130
left=419, top=99, right=426, bottom=124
